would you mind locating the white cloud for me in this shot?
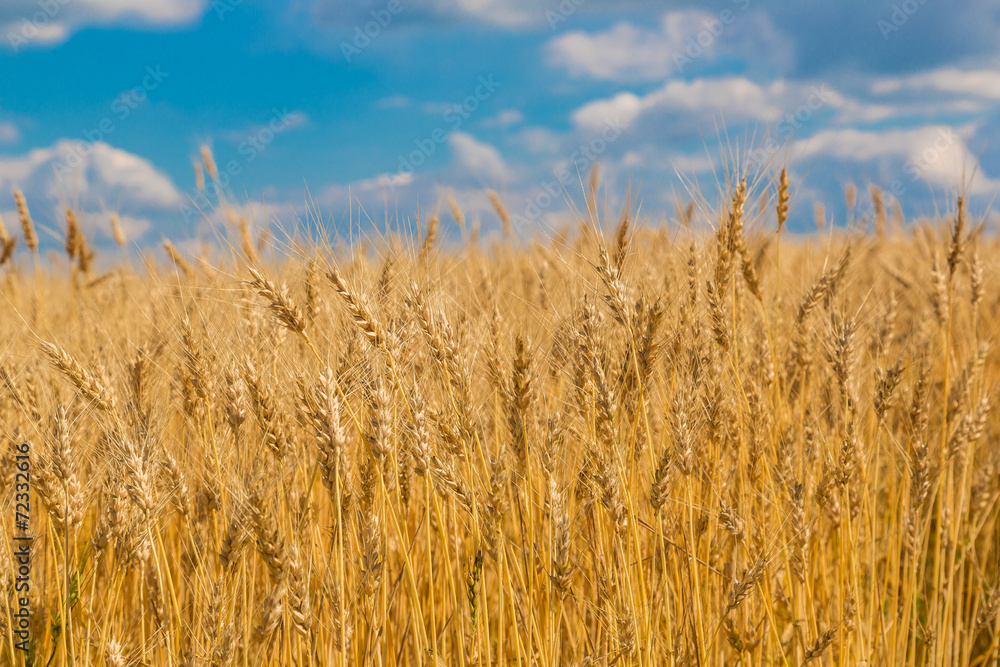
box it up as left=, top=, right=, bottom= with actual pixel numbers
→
left=546, top=10, right=791, bottom=81
left=281, top=111, right=310, bottom=130
left=448, top=132, right=509, bottom=182
left=1, top=0, right=205, bottom=48
left=619, top=149, right=716, bottom=175
left=0, top=121, right=19, bottom=144
left=482, top=109, right=524, bottom=129
left=834, top=98, right=902, bottom=123
left=572, top=92, right=644, bottom=132
left=547, top=12, right=714, bottom=81
left=221, top=110, right=311, bottom=142
left=795, top=126, right=954, bottom=161
left=0, top=140, right=181, bottom=210
left=569, top=76, right=907, bottom=137
left=314, top=172, right=418, bottom=214
left=112, top=214, right=153, bottom=241
left=512, top=126, right=563, bottom=155
left=792, top=125, right=999, bottom=194
left=88, top=142, right=180, bottom=206
left=374, top=172, right=414, bottom=189
left=572, top=77, right=792, bottom=131
left=620, top=151, right=642, bottom=168
left=437, top=0, right=534, bottom=28
left=872, top=68, right=1000, bottom=100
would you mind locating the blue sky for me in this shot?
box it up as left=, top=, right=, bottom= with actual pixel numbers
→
left=0, top=0, right=998, bottom=249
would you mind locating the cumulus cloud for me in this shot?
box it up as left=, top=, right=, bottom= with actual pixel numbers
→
left=568, top=75, right=918, bottom=140
left=797, top=125, right=961, bottom=162
left=87, top=143, right=181, bottom=206
left=546, top=10, right=791, bottom=81
left=793, top=125, right=999, bottom=194
left=0, top=122, right=20, bottom=144
left=220, top=110, right=311, bottom=142
left=111, top=214, right=153, bottom=241
left=618, top=148, right=716, bottom=176
left=316, top=171, right=416, bottom=210
left=445, top=0, right=534, bottom=27
left=0, top=140, right=181, bottom=224
left=572, top=77, right=799, bottom=131
left=448, top=132, right=509, bottom=182
left=482, top=109, right=524, bottom=129
left=307, top=0, right=1000, bottom=77
left=1, top=0, right=205, bottom=48
left=548, top=13, right=714, bottom=81
left=872, top=68, right=1000, bottom=100
left=512, top=127, right=563, bottom=155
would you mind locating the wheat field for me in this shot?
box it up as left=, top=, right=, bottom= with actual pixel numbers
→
left=0, top=163, right=998, bottom=666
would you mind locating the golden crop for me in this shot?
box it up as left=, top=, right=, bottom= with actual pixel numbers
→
left=0, top=162, right=997, bottom=666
